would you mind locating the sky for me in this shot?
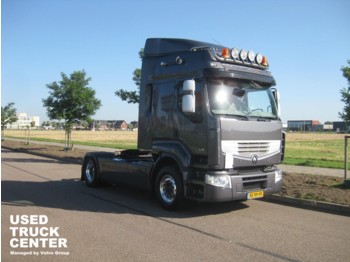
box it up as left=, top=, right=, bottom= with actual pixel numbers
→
left=2, top=0, right=350, bottom=124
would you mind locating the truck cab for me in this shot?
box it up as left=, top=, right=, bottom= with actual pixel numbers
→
left=82, top=38, right=285, bottom=210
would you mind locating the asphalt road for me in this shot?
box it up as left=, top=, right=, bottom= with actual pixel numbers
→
left=2, top=149, right=350, bottom=262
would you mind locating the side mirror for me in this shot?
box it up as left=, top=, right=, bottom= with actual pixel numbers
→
left=182, top=80, right=196, bottom=113
left=271, top=88, right=281, bottom=117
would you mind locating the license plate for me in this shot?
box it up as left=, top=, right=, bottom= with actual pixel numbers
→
left=247, top=191, right=264, bottom=200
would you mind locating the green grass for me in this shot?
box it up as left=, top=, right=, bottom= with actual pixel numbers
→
left=284, top=139, right=344, bottom=169
left=73, top=140, right=137, bottom=149
left=283, top=158, right=344, bottom=169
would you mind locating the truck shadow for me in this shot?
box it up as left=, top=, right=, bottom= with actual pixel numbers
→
left=1, top=179, right=249, bottom=218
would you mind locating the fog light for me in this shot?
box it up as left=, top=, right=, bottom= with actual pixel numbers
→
left=231, top=48, right=239, bottom=59
left=255, top=53, right=263, bottom=64
left=239, top=49, right=247, bottom=61
left=248, top=50, right=255, bottom=62
left=205, top=174, right=232, bottom=188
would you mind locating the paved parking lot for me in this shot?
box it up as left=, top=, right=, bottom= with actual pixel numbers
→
left=2, top=149, right=350, bottom=261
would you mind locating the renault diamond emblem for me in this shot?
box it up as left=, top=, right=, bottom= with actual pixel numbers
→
left=251, top=154, right=258, bottom=164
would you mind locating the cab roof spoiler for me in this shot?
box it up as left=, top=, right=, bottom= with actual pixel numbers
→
left=144, top=38, right=222, bottom=57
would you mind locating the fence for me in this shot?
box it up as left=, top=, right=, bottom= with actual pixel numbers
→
left=344, top=136, right=350, bottom=186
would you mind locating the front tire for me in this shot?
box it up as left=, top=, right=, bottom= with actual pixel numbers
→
left=155, top=166, right=184, bottom=210
left=82, top=158, right=100, bottom=187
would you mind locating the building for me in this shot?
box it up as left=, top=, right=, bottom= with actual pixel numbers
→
left=287, top=120, right=321, bottom=132
left=115, top=120, right=128, bottom=130
left=323, top=124, right=333, bottom=131
left=92, top=120, right=128, bottom=131
left=6, top=112, right=40, bottom=129
left=332, top=121, right=349, bottom=133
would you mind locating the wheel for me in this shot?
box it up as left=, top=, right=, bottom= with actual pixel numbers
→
left=82, top=158, right=100, bottom=187
left=155, top=166, right=184, bottom=210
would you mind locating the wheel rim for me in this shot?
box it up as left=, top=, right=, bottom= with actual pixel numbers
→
left=159, top=175, right=177, bottom=204
left=85, top=160, right=95, bottom=182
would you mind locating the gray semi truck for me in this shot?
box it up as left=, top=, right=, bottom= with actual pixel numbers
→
left=81, top=38, right=285, bottom=210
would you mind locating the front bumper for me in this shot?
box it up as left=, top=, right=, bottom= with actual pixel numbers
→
left=186, top=168, right=282, bottom=202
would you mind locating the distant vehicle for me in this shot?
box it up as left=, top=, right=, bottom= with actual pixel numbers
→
left=81, top=38, right=285, bottom=210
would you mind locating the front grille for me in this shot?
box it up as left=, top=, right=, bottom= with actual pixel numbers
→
left=222, top=140, right=281, bottom=159
left=237, top=142, right=270, bottom=157
left=243, top=175, right=267, bottom=182
left=243, top=175, right=268, bottom=190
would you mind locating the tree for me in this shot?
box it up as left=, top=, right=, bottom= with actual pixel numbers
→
left=339, top=60, right=350, bottom=124
left=1, top=102, right=18, bottom=139
left=42, top=70, right=102, bottom=150
left=115, top=48, right=144, bottom=104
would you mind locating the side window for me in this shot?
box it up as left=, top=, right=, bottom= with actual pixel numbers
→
left=145, top=84, right=153, bottom=113
left=194, top=84, right=202, bottom=114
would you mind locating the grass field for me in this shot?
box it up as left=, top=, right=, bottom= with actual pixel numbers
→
left=3, top=130, right=347, bottom=169
left=284, top=133, right=345, bottom=169
left=3, top=130, right=138, bottom=149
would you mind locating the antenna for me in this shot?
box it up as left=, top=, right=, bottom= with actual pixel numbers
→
left=211, top=38, right=223, bottom=46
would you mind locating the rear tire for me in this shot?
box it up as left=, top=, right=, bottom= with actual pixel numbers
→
left=155, top=166, right=184, bottom=210
left=82, top=158, right=100, bottom=187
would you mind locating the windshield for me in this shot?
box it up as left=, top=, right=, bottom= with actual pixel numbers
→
left=207, top=79, right=278, bottom=120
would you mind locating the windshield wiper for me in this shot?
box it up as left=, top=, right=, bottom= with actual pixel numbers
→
left=250, top=116, right=278, bottom=121
left=228, top=114, right=250, bottom=121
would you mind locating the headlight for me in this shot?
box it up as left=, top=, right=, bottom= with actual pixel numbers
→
left=275, top=170, right=283, bottom=183
left=205, top=174, right=232, bottom=188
